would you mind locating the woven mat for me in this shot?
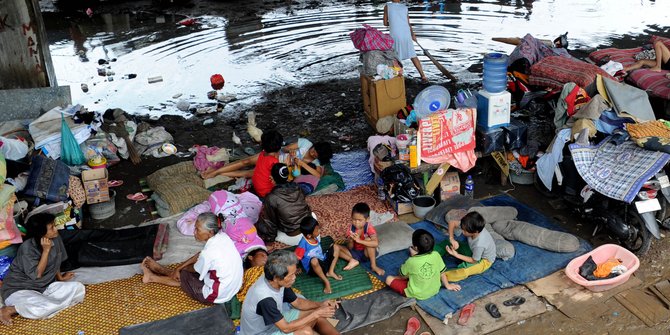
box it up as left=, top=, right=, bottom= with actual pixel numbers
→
left=292, top=259, right=373, bottom=302
left=0, top=273, right=208, bottom=335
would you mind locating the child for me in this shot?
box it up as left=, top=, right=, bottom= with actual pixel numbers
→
left=347, top=203, right=385, bottom=276
left=383, top=0, right=428, bottom=83
left=295, top=217, right=349, bottom=294
left=385, top=229, right=461, bottom=299
left=202, top=130, right=284, bottom=198
left=443, top=212, right=496, bottom=282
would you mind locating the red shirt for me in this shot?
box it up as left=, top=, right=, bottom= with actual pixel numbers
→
left=351, top=223, right=377, bottom=251
left=252, top=151, right=279, bottom=198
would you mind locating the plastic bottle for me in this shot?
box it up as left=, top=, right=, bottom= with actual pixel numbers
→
left=235, top=325, right=241, bottom=334
left=377, top=176, right=386, bottom=200
left=482, top=53, right=509, bottom=93
left=409, top=139, right=418, bottom=169
left=464, top=175, right=474, bottom=199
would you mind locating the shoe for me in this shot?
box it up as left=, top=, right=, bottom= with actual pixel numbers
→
left=502, top=296, right=526, bottom=306
left=457, top=303, right=475, bottom=326
left=126, top=192, right=148, bottom=201
left=108, top=180, right=124, bottom=187
left=485, top=303, right=501, bottom=318
left=404, top=316, right=420, bottom=335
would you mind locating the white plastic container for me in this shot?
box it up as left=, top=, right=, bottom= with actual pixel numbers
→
left=476, top=90, right=511, bottom=130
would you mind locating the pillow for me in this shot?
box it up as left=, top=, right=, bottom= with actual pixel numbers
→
left=375, top=221, right=415, bottom=258
left=529, top=56, right=614, bottom=92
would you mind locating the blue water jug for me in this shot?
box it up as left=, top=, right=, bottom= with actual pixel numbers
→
left=482, top=53, right=508, bottom=93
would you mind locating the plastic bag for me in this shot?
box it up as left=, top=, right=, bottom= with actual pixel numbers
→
left=60, top=115, right=86, bottom=166
left=349, top=24, right=394, bottom=52
left=0, top=256, right=12, bottom=280
left=0, top=136, right=29, bottom=161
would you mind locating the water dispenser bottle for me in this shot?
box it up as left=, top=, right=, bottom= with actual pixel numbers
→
left=482, top=53, right=509, bottom=94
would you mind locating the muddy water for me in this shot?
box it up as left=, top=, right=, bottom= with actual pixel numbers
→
left=45, top=0, right=670, bottom=117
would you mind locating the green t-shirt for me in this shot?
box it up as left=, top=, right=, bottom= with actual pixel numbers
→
left=399, top=251, right=446, bottom=300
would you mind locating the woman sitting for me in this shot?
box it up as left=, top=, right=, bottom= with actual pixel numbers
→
left=256, top=163, right=312, bottom=245
left=0, top=213, right=85, bottom=325
left=141, top=213, right=243, bottom=305
left=624, top=40, right=670, bottom=72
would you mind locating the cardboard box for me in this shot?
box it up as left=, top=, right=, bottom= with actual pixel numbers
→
left=440, top=172, right=460, bottom=200
left=386, top=193, right=413, bottom=215
left=360, top=75, right=407, bottom=129
left=82, top=168, right=110, bottom=204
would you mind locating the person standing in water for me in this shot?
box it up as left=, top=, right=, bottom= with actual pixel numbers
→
left=384, top=0, right=428, bottom=83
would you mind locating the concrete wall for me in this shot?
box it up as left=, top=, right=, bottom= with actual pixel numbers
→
left=0, top=0, right=57, bottom=89
left=0, top=86, right=70, bottom=121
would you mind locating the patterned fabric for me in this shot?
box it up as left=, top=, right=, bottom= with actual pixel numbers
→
left=24, top=155, right=70, bottom=202
left=627, top=121, right=670, bottom=139
left=634, top=49, right=656, bottom=61
left=67, top=176, right=86, bottom=209
left=529, top=56, right=615, bottom=91
left=589, top=47, right=642, bottom=67
left=569, top=139, right=670, bottom=203
left=349, top=24, right=394, bottom=52
left=236, top=266, right=264, bottom=302
left=508, top=33, right=574, bottom=66
left=305, top=185, right=397, bottom=241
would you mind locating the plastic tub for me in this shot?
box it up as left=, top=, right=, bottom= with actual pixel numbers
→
left=412, top=196, right=436, bottom=219
left=565, top=244, right=640, bottom=292
left=510, top=169, right=534, bottom=185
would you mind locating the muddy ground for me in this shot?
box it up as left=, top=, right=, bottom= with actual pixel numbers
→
left=44, top=0, right=670, bottom=334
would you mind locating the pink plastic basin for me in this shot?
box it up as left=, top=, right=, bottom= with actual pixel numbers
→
left=565, top=244, right=640, bottom=292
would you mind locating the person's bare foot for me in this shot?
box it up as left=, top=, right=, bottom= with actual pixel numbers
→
left=201, top=169, right=214, bottom=179
left=323, top=283, right=332, bottom=294
left=143, top=257, right=168, bottom=275
left=327, top=271, right=343, bottom=281
left=141, top=263, right=156, bottom=284
left=0, top=306, right=16, bottom=326
left=372, top=266, right=385, bottom=276
left=650, top=66, right=662, bottom=72
left=343, top=259, right=359, bottom=271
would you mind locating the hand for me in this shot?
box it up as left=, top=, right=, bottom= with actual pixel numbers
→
left=445, top=283, right=461, bottom=291
left=411, top=33, right=417, bottom=42
left=293, top=157, right=304, bottom=167
left=349, top=232, right=360, bottom=243
left=445, top=246, right=458, bottom=257
left=449, top=238, right=459, bottom=251
left=316, top=305, right=336, bottom=318
left=59, top=272, right=75, bottom=281
left=322, top=300, right=339, bottom=309
left=170, top=269, right=181, bottom=282
left=41, top=237, right=52, bottom=252
left=409, top=246, right=418, bottom=257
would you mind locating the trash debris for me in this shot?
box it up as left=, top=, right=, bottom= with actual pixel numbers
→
left=176, top=100, right=190, bottom=111
left=340, top=93, right=346, bottom=97
left=161, top=143, right=177, bottom=155
left=203, top=118, right=214, bottom=126
left=216, top=93, right=236, bottom=103
left=195, top=107, right=214, bottom=115
left=334, top=111, right=343, bottom=117
left=178, top=18, right=197, bottom=26
left=122, top=74, right=137, bottom=79
left=86, top=8, right=93, bottom=17
left=612, top=311, right=620, bottom=317
left=207, top=90, right=218, bottom=99
left=98, top=59, right=108, bottom=65
left=148, top=76, right=163, bottom=84
left=156, top=16, right=166, bottom=24
left=81, top=84, right=89, bottom=93
left=443, top=312, right=453, bottom=325
left=97, top=68, right=107, bottom=76
left=210, top=74, right=225, bottom=90
left=172, top=93, right=183, bottom=99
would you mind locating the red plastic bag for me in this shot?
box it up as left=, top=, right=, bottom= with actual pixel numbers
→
left=210, top=74, right=225, bottom=90
left=349, top=24, right=394, bottom=52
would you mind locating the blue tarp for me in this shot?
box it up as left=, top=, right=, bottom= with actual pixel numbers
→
left=331, top=150, right=374, bottom=191
left=361, top=194, right=592, bottom=319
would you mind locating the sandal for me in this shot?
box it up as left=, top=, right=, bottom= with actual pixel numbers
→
left=457, top=303, right=475, bottom=326
left=485, top=303, right=501, bottom=318
left=108, top=180, right=124, bottom=187
left=404, top=316, right=420, bottom=335
left=502, top=296, right=526, bottom=307
left=126, top=192, right=148, bottom=201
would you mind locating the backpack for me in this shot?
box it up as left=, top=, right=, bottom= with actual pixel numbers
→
left=380, top=164, right=421, bottom=202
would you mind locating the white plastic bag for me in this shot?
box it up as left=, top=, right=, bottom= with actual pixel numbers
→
left=0, top=137, right=29, bottom=160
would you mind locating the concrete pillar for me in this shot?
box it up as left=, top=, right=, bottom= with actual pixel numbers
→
left=0, top=0, right=57, bottom=89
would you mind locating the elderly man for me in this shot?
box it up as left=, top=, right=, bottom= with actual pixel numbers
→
left=240, top=250, right=340, bottom=335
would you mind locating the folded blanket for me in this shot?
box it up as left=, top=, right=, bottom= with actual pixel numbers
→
left=491, top=220, right=580, bottom=253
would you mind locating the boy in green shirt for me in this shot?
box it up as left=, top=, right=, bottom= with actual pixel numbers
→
left=385, top=229, right=461, bottom=300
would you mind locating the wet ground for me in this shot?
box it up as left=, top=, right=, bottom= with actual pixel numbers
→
left=38, top=0, right=670, bottom=333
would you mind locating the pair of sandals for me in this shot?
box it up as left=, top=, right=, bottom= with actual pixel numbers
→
left=485, top=296, right=526, bottom=319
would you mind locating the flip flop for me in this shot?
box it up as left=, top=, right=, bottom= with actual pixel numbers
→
left=503, top=296, right=526, bottom=307
left=108, top=180, right=124, bottom=187
left=126, top=192, right=148, bottom=201
left=457, top=303, right=475, bottom=326
left=404, top=316, right=420, bottom=335
left=485, top=303, right=501, bottom=318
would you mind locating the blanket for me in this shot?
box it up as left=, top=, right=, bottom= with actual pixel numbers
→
left=362, top=194, right=591, bottom=320
left=569, top=139, right=670, bottom=203
left=334, top=288, right=414, bottom=333
left=330, top=150, right=374, bottom=191
left=119, top=305, right=234, bottom=335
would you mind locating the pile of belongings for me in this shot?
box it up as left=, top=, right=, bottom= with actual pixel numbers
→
left=578, top=256, right=628, bottom=281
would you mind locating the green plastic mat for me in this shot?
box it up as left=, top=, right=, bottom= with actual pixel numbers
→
left=226, top=296, right=242, bottom=320
left=291, top=257, right=373, bottom=302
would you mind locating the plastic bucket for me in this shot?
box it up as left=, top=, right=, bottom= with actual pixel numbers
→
left=90, top=190, right=116, bottom=220
left=483, top=53, right=509, bottom=93
left=412, top=196, right=436, bottom=219
left=510, top=169, right=534, bottom=185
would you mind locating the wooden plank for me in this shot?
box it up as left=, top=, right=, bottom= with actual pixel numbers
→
left=424, top=162, right=450, bottom=195
left=415, top=285, right=546, bottom=335
left=654, top=280, right=670, bottom=302
left=525, top=270, right=641, bottom=319
left=615, top=289, right=670, bottom=327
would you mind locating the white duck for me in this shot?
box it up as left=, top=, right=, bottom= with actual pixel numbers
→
left=247, top=112, right=263, bottom=143
left=231, top=131, right=241, bottom=156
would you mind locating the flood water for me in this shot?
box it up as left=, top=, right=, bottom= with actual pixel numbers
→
left=44, top=0, right=670, bottom=117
